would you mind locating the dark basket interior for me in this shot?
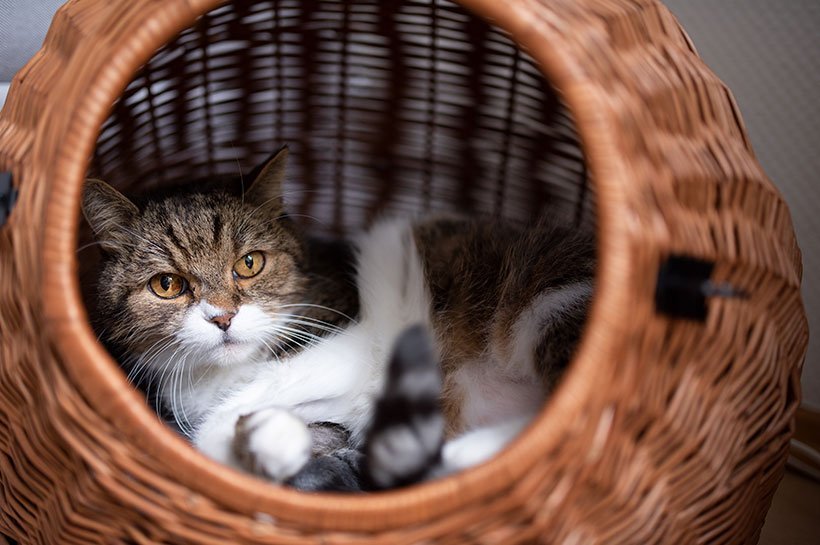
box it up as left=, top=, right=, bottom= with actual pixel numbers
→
left=80, top=0, right=596, bottom=320
left=87, top=0, right=594, bottom=236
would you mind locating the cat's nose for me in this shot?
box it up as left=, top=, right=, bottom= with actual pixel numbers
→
left=209, top=312, right=236, bottom=331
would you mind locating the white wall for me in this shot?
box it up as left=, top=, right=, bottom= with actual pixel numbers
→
left=0, top=0, right=65, bottom=80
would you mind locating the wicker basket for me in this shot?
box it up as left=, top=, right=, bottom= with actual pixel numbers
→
left=0, top=0, right=808, bottom=543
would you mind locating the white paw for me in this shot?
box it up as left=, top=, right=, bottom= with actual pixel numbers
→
left=440, top=434, right=499, bottom=471
left=439, top=417, right=531, bottom=475
left=367, top=414, right=444, bottom=488
left=234, top=408, right=312, bottom=482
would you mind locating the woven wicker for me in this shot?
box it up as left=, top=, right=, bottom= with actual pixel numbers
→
left=0, top=0, right=808, bottom=543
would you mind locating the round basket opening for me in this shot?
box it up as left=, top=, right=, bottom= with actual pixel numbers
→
left=75, top=0, right=598, bottom=529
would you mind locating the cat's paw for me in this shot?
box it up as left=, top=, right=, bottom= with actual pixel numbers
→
left=234, top=408, right=312, bottom=482
left=435, top=416, right=533, bottom=477
left=364, top=325, right=444, bottom=489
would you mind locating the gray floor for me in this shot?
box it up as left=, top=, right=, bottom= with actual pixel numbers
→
left=760, top=469, right=820, bottom=544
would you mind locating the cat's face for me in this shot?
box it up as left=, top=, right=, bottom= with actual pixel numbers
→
left=84, top=148, right=307, bottom=369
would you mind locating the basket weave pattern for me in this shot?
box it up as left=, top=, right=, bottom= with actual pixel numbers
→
left=0, top=0, right=808, bottom=543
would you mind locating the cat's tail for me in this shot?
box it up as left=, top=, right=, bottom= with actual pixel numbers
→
left=363, top=324, right=445, bottom=490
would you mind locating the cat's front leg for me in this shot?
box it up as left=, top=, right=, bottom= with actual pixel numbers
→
left=431, top=415, right=534, bottom=479
left=193, top=401, right=263, bottom=469
left=194, top=403, right=313, bottom=482
left=234, top=408, right=312, bottom=482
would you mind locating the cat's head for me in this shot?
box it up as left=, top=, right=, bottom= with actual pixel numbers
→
left=83, top=147, right=307, bottom=369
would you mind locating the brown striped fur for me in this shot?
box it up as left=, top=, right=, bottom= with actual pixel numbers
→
left=414, top=216, right=595, bottom=435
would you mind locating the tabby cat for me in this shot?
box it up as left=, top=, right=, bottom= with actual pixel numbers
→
left=83, top=147, right=594, bottom=490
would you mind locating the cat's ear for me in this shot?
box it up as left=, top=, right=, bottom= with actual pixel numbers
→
left=244, top=145, right=288, bottom=211
left=82, top=179, right=139, bottom=252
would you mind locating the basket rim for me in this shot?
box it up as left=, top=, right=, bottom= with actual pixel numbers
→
left=35, top=0, right=634, bottom=532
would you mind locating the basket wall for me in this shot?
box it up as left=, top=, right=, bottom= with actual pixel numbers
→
left=0, top=0, right=808, bottom=544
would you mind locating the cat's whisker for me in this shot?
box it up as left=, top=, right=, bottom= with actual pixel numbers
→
left=127, top=334, right=177, bottom=367
left=270, top=319, right=328, bottom=337
left=273, top=213, right=325, bottom=226
left=270, top=325, right=325, bottom=346
left=266, top=334, right=310, bottom=355
left=278, top=303, right=357, bottom=323
left=127, top=358, right=153, bottom=385
left=136, top=334, right=177, bottom=360
left=156, top=343, right=185, bottom=398
left=184, top=352, right=196, bottom=399
left=76, top=240, right=112, bottom=253
left=272, top=311, right=344, bottom=324
left=267, top=328, right=321, bottom=353
left=271, top=313, right=346, bottom=331
left=126, top=336, right=178, bottom=386
left=233, top=188, right=324, bottom=236
left=169, top=360, right=180, bottom=432
left=264, top=328, right=308, bottom=350
left=128, top=351, right=162, bottom=382
left=267, top=336, right=310, bottom=358
left=117, top=322, right=168, bottom=349
left=233, top=194, right=285, bottom=237
left=280, top=336, right=319, bottom=353
left=148, top=353, right=175, bottom=415
left=276, top=325, right=341, bottom=342
left=114, top=323, right=142, bottom=344
left=193, top=360, right=217, bottom=388
left=258, top=338, right=283, bottom=366
left=285, top=322, right=344, bottom=337
left=171, top=357, right=183, bottom=432
left=116, top=225, right=169, bottom=256
left=162, top=345, right=191, bottom=437
left=174, top=354, right=195, bottom=438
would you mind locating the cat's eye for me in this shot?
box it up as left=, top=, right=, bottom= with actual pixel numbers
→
left=233, top=251, right=265, bottom=279
left=148, top=273, right=187, bottom=299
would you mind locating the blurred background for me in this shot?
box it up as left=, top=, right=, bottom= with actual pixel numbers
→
left=1, top=0, right=817, bottom=541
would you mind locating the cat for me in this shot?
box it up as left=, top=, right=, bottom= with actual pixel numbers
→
left=82, top=146, right=595, bottom=490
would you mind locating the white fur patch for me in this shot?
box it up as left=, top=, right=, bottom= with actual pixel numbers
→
left=438, top=416, right=532, bottom=475
left=243, top=408, right=312, bottom=482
